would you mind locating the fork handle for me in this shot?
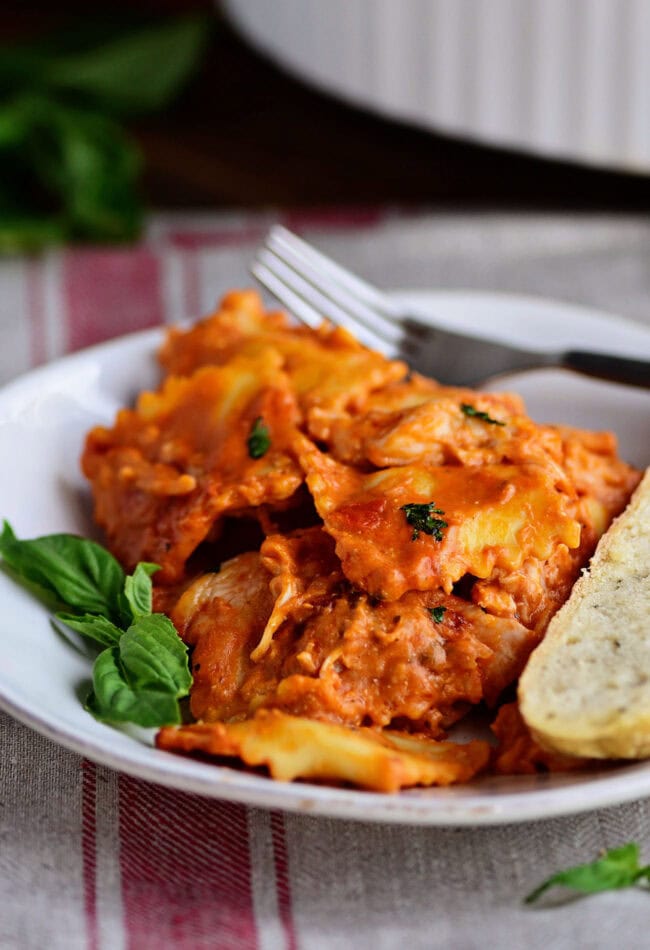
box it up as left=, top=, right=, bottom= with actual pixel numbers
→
left=562, top=350, right=650, bottom=389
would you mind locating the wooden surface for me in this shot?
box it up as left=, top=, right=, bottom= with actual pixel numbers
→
left=5, top=4, right=650, bottom=210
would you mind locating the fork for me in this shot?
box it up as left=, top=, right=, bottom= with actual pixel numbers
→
left=251, top=225, right=650, bottom=389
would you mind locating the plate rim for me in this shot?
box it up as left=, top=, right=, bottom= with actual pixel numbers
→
left=1, top=288, right=649, bottom=826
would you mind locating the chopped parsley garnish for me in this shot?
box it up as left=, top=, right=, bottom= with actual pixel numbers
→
left=247, top=416, right=271, bottom=459
left=460, top=403, right=505, bottom=426
left=400, top=502, right=448, bottom=541
left=429, top=606, right=447, bottom=624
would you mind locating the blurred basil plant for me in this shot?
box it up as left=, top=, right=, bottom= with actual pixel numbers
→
left=0, top=16, right=209, bottom=252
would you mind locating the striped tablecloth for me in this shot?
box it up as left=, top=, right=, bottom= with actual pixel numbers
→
left=2, top=211, right=650, bottom=950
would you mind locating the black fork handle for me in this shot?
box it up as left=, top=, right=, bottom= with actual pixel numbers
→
left=562, top=350, right=650, bottom=389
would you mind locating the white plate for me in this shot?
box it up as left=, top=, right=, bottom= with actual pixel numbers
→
left=0, top=291, right=649, bottom=826
left=227, top=0, right=650, bottom=173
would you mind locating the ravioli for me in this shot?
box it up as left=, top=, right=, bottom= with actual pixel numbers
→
left=156, top=710, right=491, bottom=792
left=298, top=437, right=582, bottom=600
left=80, top=289, right=641, bottom=788
left=158, top=288, right=407, bottom=435
left=82, top=350, right=303, bottom=581
left=170, top=527, right=537, bottom=737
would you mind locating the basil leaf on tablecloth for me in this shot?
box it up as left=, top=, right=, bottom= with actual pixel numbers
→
left=525, top=843, right=650, bottom=903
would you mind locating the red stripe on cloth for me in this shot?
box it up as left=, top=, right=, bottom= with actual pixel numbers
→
left=165, top=225, right=268, bottom=251
left=162, top=209, right=387, bottom=251
left=25, top=257, right=47, bottom=367
left=63, top=248, right=163, bottom=351
left=270, top=812, right=297, bottom=950
left=118, top=776, right=258, bottom=950
left=280, top=207, right=386, bottom=233
left=81, top=760, right=99, bottom=950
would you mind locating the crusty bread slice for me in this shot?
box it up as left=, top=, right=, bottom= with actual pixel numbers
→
left=519, top=468, right=650, bottom=759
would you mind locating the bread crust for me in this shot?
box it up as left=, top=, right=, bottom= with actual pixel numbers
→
left=519, top=468, right=650, bottom=759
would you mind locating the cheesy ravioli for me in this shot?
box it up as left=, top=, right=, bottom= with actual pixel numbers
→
left=82, top=289, right=640, bottom=790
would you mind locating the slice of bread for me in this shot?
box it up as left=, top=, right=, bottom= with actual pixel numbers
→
left=519, top=468, right=650, bottom=759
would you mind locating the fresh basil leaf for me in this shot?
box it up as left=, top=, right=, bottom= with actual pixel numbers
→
left=525, top=843, right=646, bottom=903
left=0, top=16, right=209, bottom=251
left=0, top=49, right=45, bottom=98
left=0, top=214, right=67, bottom=254
left=55, top=611, right=124, bottom=648
left=119, top=614, right=192, bottom=696
left=0, top=98, right=29, bottom=145
left=0, top=95, right=142, bottom=250
left=86, top=646, right=183, bottom=727
left=124, top=562, right=159, bottom=620
left=2, top=522, right=192, bottom=728
left=45, top=17, right=210, bottom=116
left=87, top=615, right=191, bottom=726
left=0, top=521, right=126, bottom=622
left=36, top=101, right=142, bottom=240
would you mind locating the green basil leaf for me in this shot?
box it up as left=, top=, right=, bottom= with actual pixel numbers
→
left=2, top=523, right=192, bottom=728
left=56, top=611, right=124, bottom=648
left=45, top=17, right=210, bottom=116
left=0, top=49, right=45, bottom=98
left=0, top=214, right=67, bottom=254
left=38, top=102, right=142, bottom=240
left=525, top=843, right=645, bottom=903
left=0, top=96, right=142, bottom=250
left=0, top=16, right=209, bottom=252
left=123, top=562, right=159, bottom=620
left=119, top=614, right=192, bottom=696
left=86, top=646, right=182, bottom=727
left=0, top=521, right=126, bottom=622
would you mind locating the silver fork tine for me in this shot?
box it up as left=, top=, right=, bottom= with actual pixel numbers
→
left=265, top=230, right=404, bottom=347
left=254, top=248, right=397, bottom=354
left=253, top=227, right=650, bottom=389
left=270, top=225, right=403, bottom=320
left=251, top=261, right=322, bottom=330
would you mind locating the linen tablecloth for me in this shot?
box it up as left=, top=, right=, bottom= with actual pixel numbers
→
left=1, top=211, right=650, bottom=950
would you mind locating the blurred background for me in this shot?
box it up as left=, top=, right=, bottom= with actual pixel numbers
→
left=3, top=0, right=650, bottom=253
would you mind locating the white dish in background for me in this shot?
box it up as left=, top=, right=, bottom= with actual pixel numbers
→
left=0, top=291, right=649, bottom=826
left=225, top=0, right=650, bottom=174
